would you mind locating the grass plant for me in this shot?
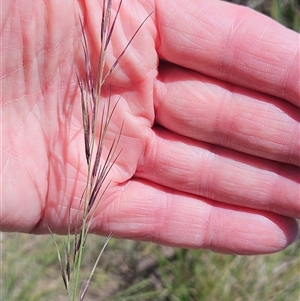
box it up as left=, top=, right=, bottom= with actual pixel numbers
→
left=48, top=1, right=152, bottom=300
left=1, top=234, right=299, bottom=300
left=270, top=0, right=299, bottom=31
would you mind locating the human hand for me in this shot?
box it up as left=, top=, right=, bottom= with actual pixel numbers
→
left=1, top=0, right=299, bottom=254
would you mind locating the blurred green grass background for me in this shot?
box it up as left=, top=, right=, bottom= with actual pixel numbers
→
left=225, top=0, right=299, bottom=31
left=1, top=0, right=299, bottom=300
left=1, top=234, right=299, bottom=301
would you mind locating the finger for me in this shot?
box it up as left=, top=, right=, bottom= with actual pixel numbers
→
left=91, top=179, right=298, bottom=255
left=136, top=127, right=300, bottom=219
left=155, top=0, right=299, bottom=106
left=154, top=63, right=300, bottom=166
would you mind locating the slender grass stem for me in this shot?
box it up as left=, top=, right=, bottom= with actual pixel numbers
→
left=49, top=1, right=152, bottom=300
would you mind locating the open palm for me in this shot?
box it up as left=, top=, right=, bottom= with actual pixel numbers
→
left=1, top=0, right=299, bottom=254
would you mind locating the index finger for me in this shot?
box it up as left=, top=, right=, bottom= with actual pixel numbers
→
left=155, top=0, right=299, bottom=106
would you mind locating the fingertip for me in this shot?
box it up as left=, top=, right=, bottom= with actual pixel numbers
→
left=208, top=210, right=299, bottom=255
left=260, top=215, right=299, bottom=253
left=281, top=217, right=299, bottom=248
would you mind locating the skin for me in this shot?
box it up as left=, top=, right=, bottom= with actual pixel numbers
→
left=1, top=0, right=299, bottom=255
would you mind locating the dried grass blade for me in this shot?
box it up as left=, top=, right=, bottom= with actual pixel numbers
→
left=103, top=0, right=112, bottom=43
left=102, top=11, right=153, bottom=84
left=79, top=233, right=112, bottom=301
left=88, top=122, right=123, bottom=213
left=85, top=180, right=112, bottom=234
left=91, top=106, right=106, bottom=182
left=88, top=148, right=122, bottom=215
left=90, top=90, right=117, bottom=186
left=64, top=244, right=71, bottom=282
left=101, top=0, right=106, bottom=42
left=105, top=0, right=123, bottom=50
left=101, top=0, right=112, bottom=43
left=47, top=226, right=69, bottom=292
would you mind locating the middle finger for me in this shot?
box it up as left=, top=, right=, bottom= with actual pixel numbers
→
left=154, top=63, right=300, bottom=167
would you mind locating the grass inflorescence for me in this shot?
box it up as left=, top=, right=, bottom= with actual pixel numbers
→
left=49, top=1, right=152, bottom=300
